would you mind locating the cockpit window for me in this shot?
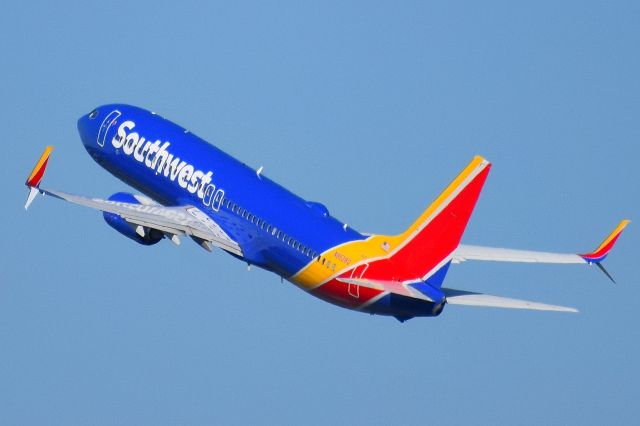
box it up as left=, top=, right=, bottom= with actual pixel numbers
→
left=88, top=109, right=98, bottom=119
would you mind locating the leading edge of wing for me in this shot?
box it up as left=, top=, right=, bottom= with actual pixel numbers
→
left=443, top=288, right=578, bottom=313
left=453, top=245, right=585, bottom=264
left=454, top=220, right=629, bottom=266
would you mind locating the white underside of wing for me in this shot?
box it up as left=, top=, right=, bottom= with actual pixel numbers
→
left=454, top=244, right=585, bottom=264
left=41, top=187, right=242, bottom=256
left=443, top=288, right=578, bottom=312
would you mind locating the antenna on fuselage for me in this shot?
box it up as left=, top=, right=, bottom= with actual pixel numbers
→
left=256, top=166, right=263, bottom=179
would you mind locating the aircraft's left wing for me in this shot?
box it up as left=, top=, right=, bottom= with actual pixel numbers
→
left=453, top=220, right=629, bottom=282
left=454, top=245, right=585, bottom=264
left=24, top=146, right=242, bottom=256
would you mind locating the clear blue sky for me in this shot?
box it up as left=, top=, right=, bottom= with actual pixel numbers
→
left=1, top=1, right=638, bottom=425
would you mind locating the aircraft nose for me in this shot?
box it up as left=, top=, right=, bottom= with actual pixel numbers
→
left=77, top=108, right=100, bottom=148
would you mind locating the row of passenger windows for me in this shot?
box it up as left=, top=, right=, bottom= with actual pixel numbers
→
left=223, top=197, right=338, bottom=271
left=224, top=198, right=316, bottom=258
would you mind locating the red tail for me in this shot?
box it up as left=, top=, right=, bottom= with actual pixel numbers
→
left=364, top=156, right=491, bottom=283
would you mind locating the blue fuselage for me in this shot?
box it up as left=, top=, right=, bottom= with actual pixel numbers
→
left=78, top=104, right=365, bottom=277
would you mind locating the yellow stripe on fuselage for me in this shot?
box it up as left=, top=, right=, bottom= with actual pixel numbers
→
left=291, top=156, right=488, bottom=291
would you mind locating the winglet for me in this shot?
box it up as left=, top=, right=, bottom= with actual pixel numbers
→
left=25, top=146, right=53, bottom=210
left=579, top=219, right=630, bottom=264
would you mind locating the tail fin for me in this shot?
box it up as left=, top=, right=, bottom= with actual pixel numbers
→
left=364, top=156, right=491, bottom=285
left=25, top=146, right=53, bottom=209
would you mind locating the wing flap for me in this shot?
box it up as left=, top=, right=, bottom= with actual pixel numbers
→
left=443, top=288, right=578, bottom=313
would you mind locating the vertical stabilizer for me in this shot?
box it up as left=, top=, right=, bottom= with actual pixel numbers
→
left=364, top=156, right=491, bottom=285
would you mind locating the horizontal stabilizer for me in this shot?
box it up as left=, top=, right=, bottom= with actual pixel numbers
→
left=443, top=288, right=578, bottom=313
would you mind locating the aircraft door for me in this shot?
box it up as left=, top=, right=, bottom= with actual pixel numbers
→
left=97, top=110, right=121, bottom=147
left=348, top=263, right=368, bottom=298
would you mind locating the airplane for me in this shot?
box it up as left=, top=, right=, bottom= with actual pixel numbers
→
left=24, top=104, right=629, bottom=322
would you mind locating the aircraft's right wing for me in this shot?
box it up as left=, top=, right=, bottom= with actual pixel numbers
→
left=453, top=220, right=630, bottom=282
left=24, top=146, right=242, bottom=257
left=40, top=188, right=243, bottom=256
left=442, top=288, right=578, bottom=313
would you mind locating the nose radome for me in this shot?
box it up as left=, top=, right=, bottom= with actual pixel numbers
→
left=77, top=108, right=100, bottom=148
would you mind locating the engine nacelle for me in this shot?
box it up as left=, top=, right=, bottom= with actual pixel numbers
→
left=102, top=192, right=163, bottom=245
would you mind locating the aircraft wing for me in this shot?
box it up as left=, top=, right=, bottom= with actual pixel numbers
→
left=442, top=288, right=578, bottom=312
left=24, top=147, right=242, bottom=256
left=454, top=245, right=585, bottom=264
left=453, top=219, right=630, bottom=281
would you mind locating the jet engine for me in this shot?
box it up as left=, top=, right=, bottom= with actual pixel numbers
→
left=102, top=192, right=163, bottom=245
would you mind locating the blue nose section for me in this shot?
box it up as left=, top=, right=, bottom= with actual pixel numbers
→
left=77, top=108, right=106, bottom=160
left=77, top=109, right=99, bottom=148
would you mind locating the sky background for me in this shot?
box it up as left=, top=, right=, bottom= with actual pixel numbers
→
left=1, top=1, right=638, bottom=425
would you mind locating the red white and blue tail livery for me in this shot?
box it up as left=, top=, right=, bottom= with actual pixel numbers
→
left=24, top=104, right=630, bottom=321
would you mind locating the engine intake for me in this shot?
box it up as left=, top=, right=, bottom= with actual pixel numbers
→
left=102, top=192, right=163, bottom=245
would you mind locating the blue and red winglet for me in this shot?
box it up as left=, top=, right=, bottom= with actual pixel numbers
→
left=580, top=220, right=630, bottom=264
left=579, top=219, right=630, bottom=283
left=24, top=146, right=53, bottom=210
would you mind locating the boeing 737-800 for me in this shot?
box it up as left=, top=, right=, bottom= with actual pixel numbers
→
left=24, top=104, right=629, bottom=321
